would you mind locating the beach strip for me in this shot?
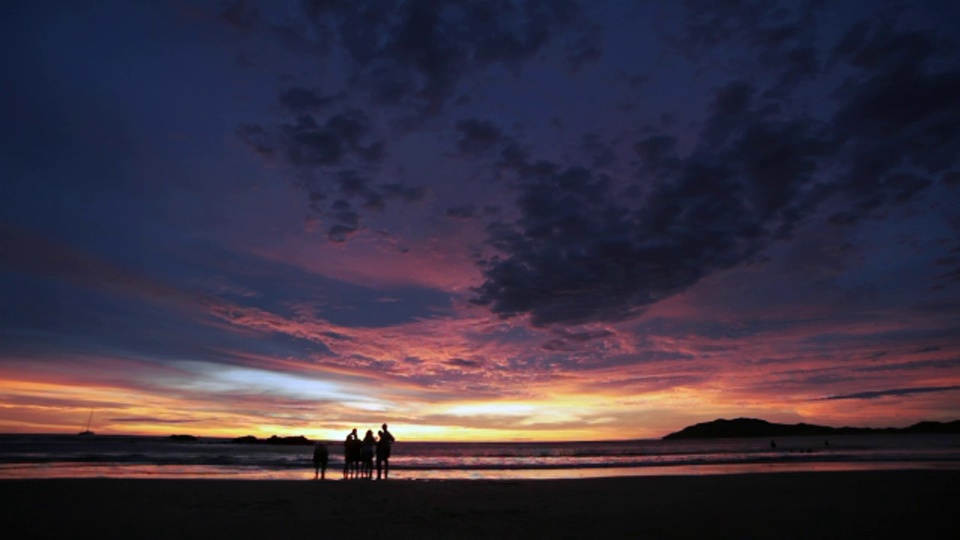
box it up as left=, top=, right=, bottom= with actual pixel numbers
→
left=1, top=470, right=955, bottom=539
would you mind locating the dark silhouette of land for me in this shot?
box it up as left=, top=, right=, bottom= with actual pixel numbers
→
left=168, top=434, right=198, bottom=442
left=663, top=417, right=960, bottom=439
left=230, top=435, right=314, bottom=446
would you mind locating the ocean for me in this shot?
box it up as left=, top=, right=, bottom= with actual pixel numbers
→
left=1, top=433, right=958, bottom=480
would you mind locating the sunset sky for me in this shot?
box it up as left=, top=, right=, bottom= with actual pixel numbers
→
left=2, top=0, right=959, bottom=441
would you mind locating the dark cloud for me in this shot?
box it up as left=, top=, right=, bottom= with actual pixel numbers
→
left=634, top=135, right=680, bottom=178
left=552, top=327, right=614, bottom=343
left=380, top=182, right=426, bottom=203
left=446, top=204, right=479, bottom=220
left=445, top=204, right=501, bottom=221
left=292, top=0, right=601, bottom=113
left=826, top=22, right=960, bottom=224
left=455, top=119, right=503, bottom=156
left=540, top=339, right=576, bottom=352
left=278, top=86, right=333, bottom=113
left=678, top=0, right=823, bottom=94
left=939, top=266, right=960, bottom=283
left=234, top=0, right=602, bottom=244
left=580, top=133, right=617, bottom=169
left=857, top=358, right=960, bottom=372
left=619, top=73, right=649, bottom=88
left=446, top=357, right=482, bottom=369
left=239, top=108, right=402, bottom=239
left=816, top=385, right=960, bottom=401
left=333, top=169, right=372, bottom=199
left=279, top=110, right=383, bottom=167
left=474, top=80, right=830, bottom=325
left=471, top=5, right=960, bottom=327
left=279, top=116, right=344, bottom=166
left=220, top=0, right=258, bottom=30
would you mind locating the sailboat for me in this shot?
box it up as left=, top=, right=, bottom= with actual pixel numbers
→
left=78, top=409, right=95, bottom=436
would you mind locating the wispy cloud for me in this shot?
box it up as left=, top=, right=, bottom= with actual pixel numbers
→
left=816, top=386, right=960, bottom=401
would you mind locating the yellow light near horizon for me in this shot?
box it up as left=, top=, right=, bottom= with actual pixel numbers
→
left=0, top=371, right=762, bottom=441
left=445, top=402, right=537, bottom=416
left=309, top=423, right=608, bottom=443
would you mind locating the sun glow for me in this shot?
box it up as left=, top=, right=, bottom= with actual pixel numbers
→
left=445, top=402, right=537, bottom=416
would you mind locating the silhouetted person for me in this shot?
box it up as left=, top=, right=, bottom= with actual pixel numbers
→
left=770, top=439, right=777, bottom=450
left=313, top=442, right=329, bottom=480
left=376, top=430, right=386, bottom=479
left=361, top=429, right=376, bottom=479
left=344, top=428, right=360, bottom=478
left=377, top=423, right=395, bottom=480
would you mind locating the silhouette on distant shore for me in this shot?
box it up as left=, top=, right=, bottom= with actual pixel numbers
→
left=313, top=443, right=329, bottom=480
left=663, top=417, right=960, bottom=440
left=230, top=435, right=312, bottom=445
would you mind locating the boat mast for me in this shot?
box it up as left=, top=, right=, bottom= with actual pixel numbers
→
left=79, top=409, right=95, bottom=435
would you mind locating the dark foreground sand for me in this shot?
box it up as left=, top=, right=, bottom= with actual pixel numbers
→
left=1, top=471, right=956, bottom=539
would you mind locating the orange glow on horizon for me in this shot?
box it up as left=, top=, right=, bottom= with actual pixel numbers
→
left=2, top=343, right=958, bottom=441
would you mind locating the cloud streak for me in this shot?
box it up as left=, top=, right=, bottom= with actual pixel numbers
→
left=816, top=385, right=960, bottom=401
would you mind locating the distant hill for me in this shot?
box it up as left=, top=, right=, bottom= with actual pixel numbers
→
left=662, top=418, right=960, bottom=440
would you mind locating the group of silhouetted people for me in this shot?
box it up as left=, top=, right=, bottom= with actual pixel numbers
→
left=311, top=423, right=395, bottom=480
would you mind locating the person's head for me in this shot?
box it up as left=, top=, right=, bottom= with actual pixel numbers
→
left=366, top=429, right=373, bottom=437
left=378, top=430, right=383, bottom=437
left=382, top=423, right=388, bottom=430
left=351, top=428, right=357, bottom=435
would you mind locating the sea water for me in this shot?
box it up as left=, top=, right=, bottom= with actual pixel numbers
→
left=1, top=433, right=958, bottom=480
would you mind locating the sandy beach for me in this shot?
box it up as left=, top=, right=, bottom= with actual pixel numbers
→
left=1, top=470, right=955, bottom=539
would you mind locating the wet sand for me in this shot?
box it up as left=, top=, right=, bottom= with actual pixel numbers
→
left=1, top=470, right=955, bottom=539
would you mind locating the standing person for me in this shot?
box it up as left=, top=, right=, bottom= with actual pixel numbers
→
left=376, top=423, right=395, bottom=480
left=312, top=442, right=328, bottom=480
left=343, top=428, right=359, bottom=478
left=361, top=429, right=376, bottom=479
left=375, top=430, right=386, bottom=479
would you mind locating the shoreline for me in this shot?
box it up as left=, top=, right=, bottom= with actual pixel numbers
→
left=1, top=458, right=959, bottom=481
left=2, top=470, right=956, bottom=538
